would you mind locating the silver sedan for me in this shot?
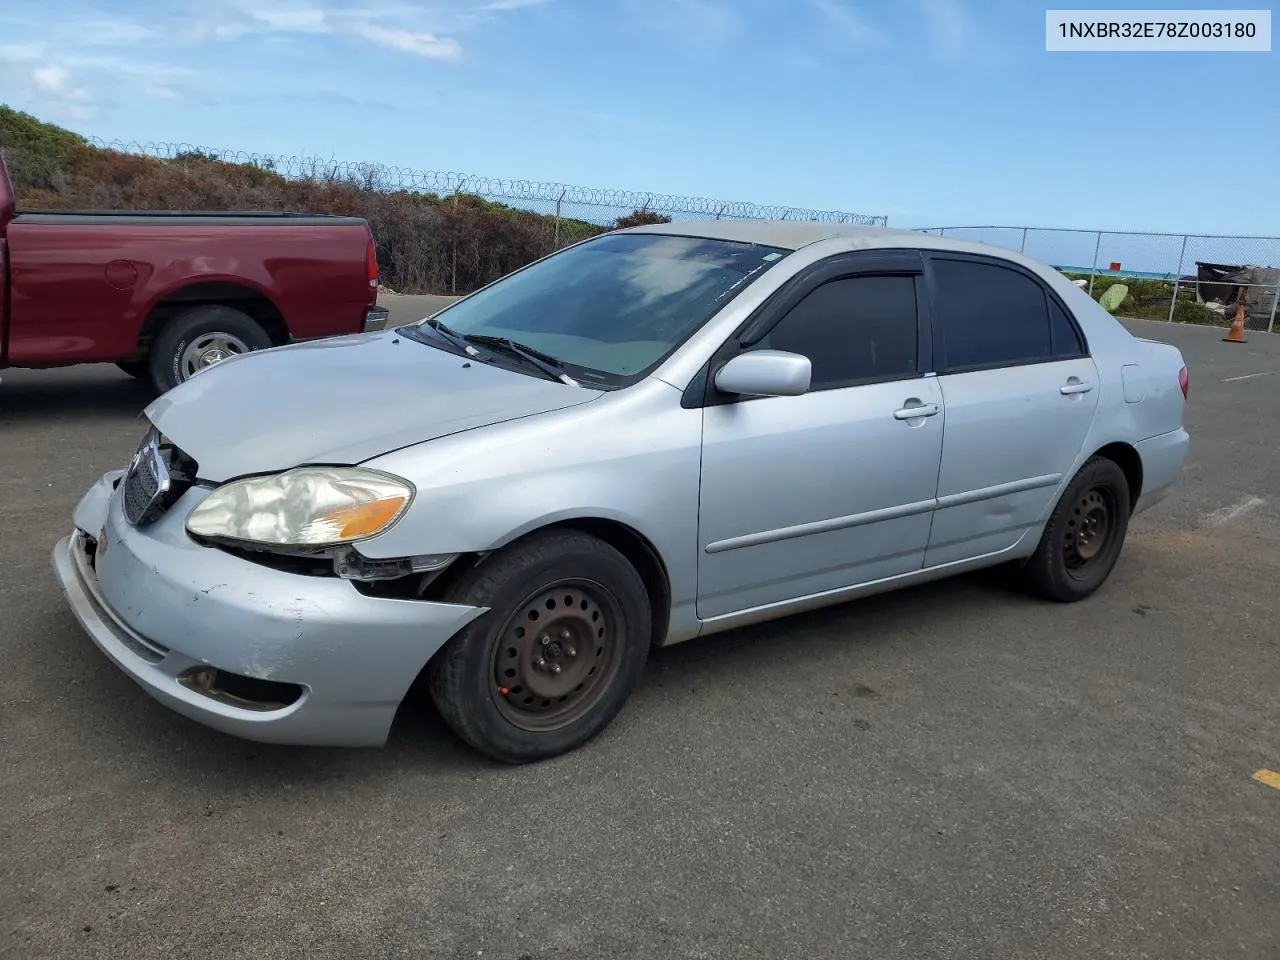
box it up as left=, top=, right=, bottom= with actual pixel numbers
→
left=52, top=221, right=1191, bottom=762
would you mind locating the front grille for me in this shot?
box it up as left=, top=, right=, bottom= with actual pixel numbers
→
left=122, top=452, right=162, bottom=525
left=121, top=428, right=197, bottom=526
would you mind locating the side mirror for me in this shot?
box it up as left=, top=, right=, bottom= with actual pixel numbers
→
left=714, top=350, right=811, bottom=398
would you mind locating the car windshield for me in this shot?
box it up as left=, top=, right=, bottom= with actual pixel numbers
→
left=407, top=232, right=791, bottom=385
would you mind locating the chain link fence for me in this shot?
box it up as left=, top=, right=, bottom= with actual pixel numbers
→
left=919, top=226, right=1280, bottom=333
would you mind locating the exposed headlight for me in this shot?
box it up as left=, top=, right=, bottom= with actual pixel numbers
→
left=186, top=467, right=414, bottom=548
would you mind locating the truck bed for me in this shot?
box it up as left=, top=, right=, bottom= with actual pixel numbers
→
left=15, top=210, right=369, bottom=226
left=1, top=153, right=383, bottom=386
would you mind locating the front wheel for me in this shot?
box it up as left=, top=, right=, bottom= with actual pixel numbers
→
left=426, top=529, right=652, bottom=763
left=1022, top=456, right=1132, bottom=602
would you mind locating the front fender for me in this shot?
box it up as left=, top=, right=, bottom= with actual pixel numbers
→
left=356, top=381, right=704, bottom=636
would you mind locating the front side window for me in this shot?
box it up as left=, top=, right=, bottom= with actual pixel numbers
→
left=932, top=258, right=1054, bottom=370
left=405, top=232, right=790, bottom=385
left=754, top=274, right=920, bottom=391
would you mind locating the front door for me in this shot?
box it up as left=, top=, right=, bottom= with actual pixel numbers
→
left=696, top=269, right=945, bottom=621
left=923, top=253, right=1101, bottom=567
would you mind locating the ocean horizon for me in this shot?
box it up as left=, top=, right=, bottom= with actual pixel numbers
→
left=1054, top=265, right=1188, bottom=281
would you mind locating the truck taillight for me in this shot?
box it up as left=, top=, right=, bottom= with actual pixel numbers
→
left=366, top=235, right=379, bottom=289
left=1178, top=365, right=1189, bottom=400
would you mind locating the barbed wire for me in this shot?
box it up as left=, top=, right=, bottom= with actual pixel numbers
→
left=83, top=137, right=889, bottom=226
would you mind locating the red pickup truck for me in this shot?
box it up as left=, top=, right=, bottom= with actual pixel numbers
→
left=0, top=154, right=388, bottom=392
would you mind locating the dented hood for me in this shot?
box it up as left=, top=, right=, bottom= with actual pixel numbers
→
left=143, top=330, right=602, bottom=482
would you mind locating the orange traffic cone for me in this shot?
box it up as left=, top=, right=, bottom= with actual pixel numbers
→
left=1223, top=302, right=1247, bottom=343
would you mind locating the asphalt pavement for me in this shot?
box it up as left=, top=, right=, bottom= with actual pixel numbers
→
left=1, top=314, right=1278, bottom=959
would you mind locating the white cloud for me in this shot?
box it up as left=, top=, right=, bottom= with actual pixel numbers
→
left=807, top=0, right=887, bottom=46
left=253, top=7, right=331, bottom=33
left=627, top=0, right=741, bottom=54
left=72, top=18, right=158, bottom=46
left=348, top=22, right=464, bottom=60
left=479, top=0, right=555, bottom=10
left=170, top=3, right=464, bottom=50
left=32, top=65, right=87, bottom=100
left=0, top=55, right=95, bottom=121
left=200, top=0, right=560, bottom=52
left=0, top=42, right=45, bottom=61
left=0, top=37, right=204, bottom=122
left=917, top=0, right=970, bottom=57
left=801, top=0, right=979, bottom=58
left=0, top=0, right=555, bottom=122
left=2, top=1, right=551, bottom=67
left=184, top=4, right=468, bottom=59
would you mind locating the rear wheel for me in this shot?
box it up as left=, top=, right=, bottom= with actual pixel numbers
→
left=148, top=305, right=273, bottom=393
left=426, top=529, right=652, bottom=763
left=1022, top=456, right=1131, bottom=602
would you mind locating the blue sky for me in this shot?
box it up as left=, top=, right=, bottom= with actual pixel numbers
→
left=1, top=0, right=1277, bottom=237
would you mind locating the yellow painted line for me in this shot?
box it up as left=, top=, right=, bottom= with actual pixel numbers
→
left=1252, top=769, right=1280, bottom=791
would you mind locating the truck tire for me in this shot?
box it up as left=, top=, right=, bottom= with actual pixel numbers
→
left=426, top=529, right=652, bottom=764
left=148, top=305, right=273, bottom=393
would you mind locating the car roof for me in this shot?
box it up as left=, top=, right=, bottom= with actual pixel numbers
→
left=614, top=218, right=1124, bottom=344
left=614, top=219, right=929, bottom=251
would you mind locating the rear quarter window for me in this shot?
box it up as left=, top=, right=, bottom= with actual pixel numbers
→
left=1049, top=297, right=1087, bottom=358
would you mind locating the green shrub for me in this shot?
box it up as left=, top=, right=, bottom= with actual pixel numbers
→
left=0, top=103, right=85, bottom=192
left=0, top=104, right=626, bottom=295
left=613, top=209, right=672, bottom=229
left=1171, top=301, right=1224, bottom=326
left=1059, top=270, right=1200, bottom=320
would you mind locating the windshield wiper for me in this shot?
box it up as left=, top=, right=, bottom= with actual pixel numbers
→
left=461, top=334, right=579, bottom=386
left=421, top=318, right=480, bottom=356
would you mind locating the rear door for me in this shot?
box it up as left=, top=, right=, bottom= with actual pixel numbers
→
left=923, top=252, right=1099, bottom=567
left=695, top=252, right=945, bottom=620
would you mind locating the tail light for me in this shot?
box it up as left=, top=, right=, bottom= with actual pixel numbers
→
left=366, top=234, right=379, bottom=290
left=1178, top=365, right=1189, bottom=400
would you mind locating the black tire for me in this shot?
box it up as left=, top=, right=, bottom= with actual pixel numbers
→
left=426, top=529, right=652, bottom=763
left=115, top=360, right=150, bottom=381
left=148, top=305, right=273, bottom=393
left=1023, top=455, right=1131, bottom=602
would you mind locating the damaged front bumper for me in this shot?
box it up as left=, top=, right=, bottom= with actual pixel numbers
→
left=51, top=470, right=486, bottom=747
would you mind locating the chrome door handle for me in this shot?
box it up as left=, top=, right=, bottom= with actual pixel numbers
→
left=1060, top=380, right=1094, bottom=395
left=894, top=402, right=940, bottom=420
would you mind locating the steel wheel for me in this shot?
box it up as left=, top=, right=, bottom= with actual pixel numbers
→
left=178, top=332, right=251, bottom=380
left=426, top=527, right=653, bottom=763
left=1062, top=487, right=1115, bottom=574
left=1023, top=455, right=1131, bottom=603
left=490, top=580, right=625, bottom=733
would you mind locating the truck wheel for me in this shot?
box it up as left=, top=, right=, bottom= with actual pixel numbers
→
left=1022, top=456, right=1131, bottom=603
left=115, top=361, right=150, bottom=381
left=426, top=529, right=652, bottom=764
left=148, top=305, right=273, bottom=393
